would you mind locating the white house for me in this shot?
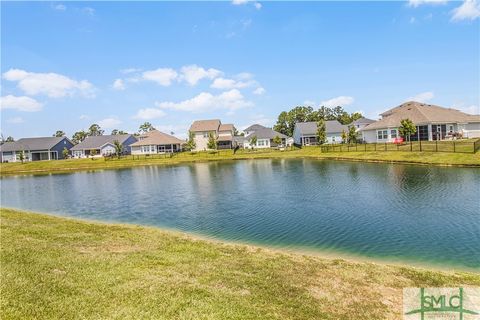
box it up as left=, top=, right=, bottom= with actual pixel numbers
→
left=70, top=134, right=137, bottom=158
left=130, top=130, right=184, bottom=154
left=242, top=125, right=292, bottom=149
left=293, top=120, right=349, bottom=145
left=359, top=101, right=480, bottom=143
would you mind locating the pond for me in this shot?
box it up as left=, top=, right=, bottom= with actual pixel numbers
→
left=1, top=159, right=479, bottom=270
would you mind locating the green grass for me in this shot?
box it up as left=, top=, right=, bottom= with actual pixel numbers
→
left=1, top=208, right=479, bottom=319
left=1, top=146, right=479, bottom=176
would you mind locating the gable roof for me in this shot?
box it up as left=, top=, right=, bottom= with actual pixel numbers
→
left=244, top=124, right=268, bottom=132
left=130, top=130, right=184, bottom=146
left=189, top=119, right=221, bottom=132
left=219, top=124, right=235, bottom=132
left=245, top=128, right=288, bottom=140
left=70, top=134, right=134, bottom=151
left=352, top=117, right=376, bottom=125
left=0, top=137, right=70, bottom=152
left=361, top=101, right=480, bottom=131
left=295, top=120, right=349, bottom=136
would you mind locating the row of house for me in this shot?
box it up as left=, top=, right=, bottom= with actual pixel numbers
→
left=1, top=101, right=479, bottom=162
left=293, top=101, right=480, bottom=145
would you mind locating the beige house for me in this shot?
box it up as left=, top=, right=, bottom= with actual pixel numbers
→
left=359, top=101, right=480, bottom=143
left=130, top=130, right=184, bottom=154
left=189, top=119, right=236, bottom=151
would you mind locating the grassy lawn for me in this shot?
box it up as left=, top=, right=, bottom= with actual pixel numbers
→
left=1, top=208, right=479, bottom=319
left=1, top=146, right=479, bottom=176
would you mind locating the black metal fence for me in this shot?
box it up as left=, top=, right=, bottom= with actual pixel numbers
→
left=321, top=139, right=480, bottom=154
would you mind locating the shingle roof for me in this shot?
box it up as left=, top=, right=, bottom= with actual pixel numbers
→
left=361, top=101, right=480, bottom=131
left=219, top=124, right=235, bottom=132
left=245, top=128, right=288, bottom=140
left=0, top=137, right=69, bottom=152
left=130, top=130, right=184, bottom=146
left=189, top=119, right=221, bottom=132
left=352, top=117, right=376, bottom=125
left=295, top=120, right=349, bottom=136
left=244, top=124, right=268, bottom=132
left=70, top=134, right=134, bottom=151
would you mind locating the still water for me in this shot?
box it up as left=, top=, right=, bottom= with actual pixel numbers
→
left=1, top=159, right=479, bottom=269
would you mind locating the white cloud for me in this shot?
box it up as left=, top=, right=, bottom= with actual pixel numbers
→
left=156, top=89, right=253, bottom=113
left=409, top=16, right=417, bottom=23
left=98, top=117, right=122, bottom=129
left=7, top=117, right=24, bottom=124
left=112, top=79, right=126, bottom=90
left=79, top=114, right=89, bottom=120
left=2, top=69, right=95, bottom=98
left=120, top=68, right=142, bottom=74
left=459, top=105, right=480, bottom=114
left=320, top=96, right=355, bottom=108
left=254, top=2, right=262, bottom=10
left=253, top=87, right=265, bottom=95
left=210, top=77, right=255, bottom=89
left=52, top=4, right=66, bottom=11
left=180, top=65, right=222, bottom=86
left=82, top=7, right=95, bottom=16
left=407, top=91, right=434, bottom=103
left=232, top=0, right=262, bottom=10
left=0, top=95, right=43, bottom=112
left=133, top=108, right=166, bottom=120
left=408, top=0, right=447, bottom=7
left=142, top=68, right=178, bottom=86
left=232, top=0, right=249, bottom=4
left=451, top=0, right=480, bottom=21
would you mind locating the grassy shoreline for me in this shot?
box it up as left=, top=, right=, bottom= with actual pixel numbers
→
left=1, top=208, right=479, bottom=319
left=1, top=148, right=479, bottom=176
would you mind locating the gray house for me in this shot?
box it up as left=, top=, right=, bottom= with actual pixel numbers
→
left=0, top=136, right=74, bottom=162
left=70, top=134, right=137, bottom=158
left=293, top=120, right=349, bottom=145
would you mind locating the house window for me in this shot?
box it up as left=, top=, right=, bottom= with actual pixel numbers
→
left=390, top=129, right=397, bottom=139
left=332, top=136, right=336, bottom=142
left=257, top=139, right=266, bottom=146
left=449, top=125, right=454, bottom=133
left=377, top=130, right=388, bottom=140
left=203, top=132, right=209, bottom=138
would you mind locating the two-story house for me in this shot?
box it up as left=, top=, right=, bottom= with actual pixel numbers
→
left=189, top=119, right=236, bottom=151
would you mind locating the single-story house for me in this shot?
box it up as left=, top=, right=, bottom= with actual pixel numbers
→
left=189, top=119, right=236, bottom=151
left=241, top=125, right=292, bottom=149
left=130, top=130, right=184, bottom=154
left=0, top=136, right=74, bottom=162
left=243, top=124, right=269, bottom=136
left=359, top=101, right=480, bottom=143
left=293, top=120, right=349, bottom=145
left=70, top=134, right=137, bottom=158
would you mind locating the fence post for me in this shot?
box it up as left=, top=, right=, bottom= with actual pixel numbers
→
left=410, top=140, right=412, bottom=152
left=419, top=139, right=422, bottom=152
left=453, top=141, right=455, bottom=153
left=435, top=140, right=438, bottom=152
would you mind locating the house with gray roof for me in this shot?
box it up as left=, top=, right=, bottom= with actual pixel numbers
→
left=351, top=117, right=376, bottom=131
left=359, top=101, right=480, bottom=143
left=70, top=134, right=137, bottom=158
left=293, top=120, right=349, bottom=145
left=0, top=136, right=74, bottom=162
left=130, top=130, right=184, bottom=154
left=241, top=125, right=292, bottom=149
left=189, top=119, right=236, bottom=151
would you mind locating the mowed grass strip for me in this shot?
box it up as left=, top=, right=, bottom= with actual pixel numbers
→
left=1, top=146, right=480, bottom=176
left=1, top=208, right=479, bottom=319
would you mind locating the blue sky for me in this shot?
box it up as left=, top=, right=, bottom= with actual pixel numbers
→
left=1, top=1, right=479, bottom=138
